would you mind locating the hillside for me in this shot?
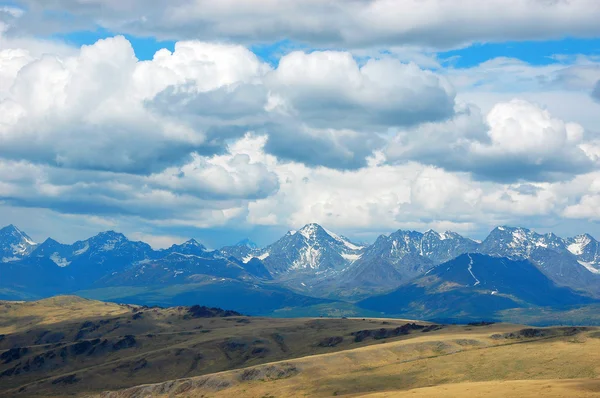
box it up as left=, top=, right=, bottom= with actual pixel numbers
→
left=94, top=322, right=600, bottom=398
left=357, top=253, right=595, bottom=321
left=2, top=296, right=600, bottom=397
left=0, top=296, right=439, bottom=397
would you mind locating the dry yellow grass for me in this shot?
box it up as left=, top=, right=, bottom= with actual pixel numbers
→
left=4, top=296, right=599, bottom=398
left=359, top=379, right=600, bottom=397
left=98, top=326, right=600, bottom=398
left=0, top=295, right=130, bottom=334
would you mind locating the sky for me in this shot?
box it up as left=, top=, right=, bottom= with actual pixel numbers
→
left=1, top=1, right=600, bottom=249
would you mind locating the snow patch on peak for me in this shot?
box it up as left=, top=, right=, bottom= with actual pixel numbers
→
left=577, top=260, right=600, bottom=274
left=10, top=243, right=29, bottom=255
left=258, top=252, right=270, bottom=260
left=50, top=253, right=70, bottom=267
left=323, top=227, right=363, bottom=250
left=341, top=252, right=362, bottom=262
left=568, top=235, right=592, bottom=255
left=291, top=246, right=322, bottom=269
left=299, top=224, right=320, bottom=240
left=74, top=242, right=89, bottom=256
left=242, top=251, right=270, bottom=264
left=511, top=228, right=527, bottom=243
left=101, top=241, right=117, bottom=251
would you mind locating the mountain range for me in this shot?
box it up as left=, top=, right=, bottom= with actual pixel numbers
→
left=1, top=223, right=600, bottom=320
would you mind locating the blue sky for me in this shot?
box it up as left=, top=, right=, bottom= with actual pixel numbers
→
left=1, top=1, right=600, bottom=248
left=53, top=27, right=600, bottom=68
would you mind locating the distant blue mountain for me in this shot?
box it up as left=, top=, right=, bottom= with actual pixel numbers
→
left=357, top=253, right=595, bottom=320
left=2, top=224, right=600, bottom=318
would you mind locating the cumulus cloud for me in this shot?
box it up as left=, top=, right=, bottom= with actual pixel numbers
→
left=386, top=99, right=596, bottom=182
left=150, top=50, right=456, bottom=169
left=0, top=36, right=457, bottom=173
left=0, top=136, right=278, bottom=228
left=2, top=19, right=600, bottom=243
left=0, top=38, right=197, bottom=173
left=245, top=135, right=576, bottom=238
left=266, top=51, right=455, bottom=129
left=444, top=56, right=600, bottom=134
left=10, top=0, right=600, bottom=50
left=0, top=128, right=596, bottom=243
left=561, top=172, right=600, bottom=221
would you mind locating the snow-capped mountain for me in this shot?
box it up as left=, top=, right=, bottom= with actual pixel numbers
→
left=478, top=226, right=564, bottom=259
left=249, top=223, right=364, bottom=278
left=23, top=231, right=155, bottom=287
left=565, top=234, right=600, bottom=274
left=0, top=225, right=37, bottom=263
left=219, top=239, right=262, bottom=262
left=477, top=226, right=600, bottom=295
left=358, top=253, right=595, bottom=320
left=161, top=239, right=209, bottom=257
left=336, top=229, right=479, bottom=294
left=98, top=236, right=273, bottom=286
left=3, top=223, right=600, bottom=305
left=236, top=238, right=258, bottom=250
left=30, top=231, right=153, bottom=268
left=420, top=230, right=481, bottom=264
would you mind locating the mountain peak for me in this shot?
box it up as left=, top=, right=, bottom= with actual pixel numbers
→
left=298, top=223, right=324, bottom=237
left=1, top=224, right=19, bottom=233
left=390, top=229, right=424, bottom=240
left=0, top=224, right=37, bottom=261
left=94, top=230, right=127, bottom=239
left=182, top=238, right=207, bottom=249
left=184, top=238, right=201, bottom=245
left=493, top=225, right=534, bottom=234
left=86, top=231, right=129, bottom=252
left=236, top=238, right=258, bottom=249
left=0, top=224, right=34, bottom=241
left=567, top=234, right=594, bottom=255
left=42, top=237, right=60, bottom=245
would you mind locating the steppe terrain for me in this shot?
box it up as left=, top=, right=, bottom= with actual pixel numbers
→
left=1, top=296, right=600, bottom=397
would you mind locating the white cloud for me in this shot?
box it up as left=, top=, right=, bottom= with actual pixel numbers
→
left=267, top=51, right=455, bottom=129
left=0, top=36, right=456, bottom=173
left=150, top=152, right=279, bottom=200
left=0, top=135, right=279, bottom=227
left=12, top=0, right=600, bottom=50
left=446, top=56, right=600, bottom=132
left=244, top=133, right=589, bottom=238
left=386, top=98, right=596, bottom=182
left=1, top=23, right=600, bottom=243
left=471, top=99, right=585, bottom=157
left=562, top=172, right=600, bottom=220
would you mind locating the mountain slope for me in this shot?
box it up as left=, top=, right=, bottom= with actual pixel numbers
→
left=0, top=224, right=37, bottom=262
left=256, top=223, right=364, bottom=278
left=478, top=226, right=600, bottom=296
left=358, top=253, right=595, bottom=320
left=335, top=229, right=479, bottom=296
left=77, top=277, right=333, bottom=316
left=565, top=233, right=600, bottom=274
